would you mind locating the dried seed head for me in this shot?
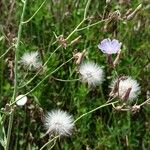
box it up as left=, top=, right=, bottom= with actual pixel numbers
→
left=78, top=61, right=104, bottom=87
left=73, top=49, right=86, bottom=65
left=57, top=35, right=67, bottom=48
left=110, top=76, right=140, bottom=101
left=44, top=109, right=74, bottom=136
left=20, top=51, right=42, bottom=70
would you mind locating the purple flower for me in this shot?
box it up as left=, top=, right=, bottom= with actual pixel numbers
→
left=98, top=38, right=122, bottom=54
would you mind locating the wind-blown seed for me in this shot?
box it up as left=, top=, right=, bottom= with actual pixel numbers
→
left=44, top=109, right=74, bottom=136
left=110, top=76, right=140, bottom=101
left=78, top=61, right=104, bottom=86
left=20, top=51, right=42, bottom=70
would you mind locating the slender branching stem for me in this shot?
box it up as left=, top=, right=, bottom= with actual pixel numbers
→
left=0, top=45, right=14, bottom=59
left=5, top=112, right=14, bottom=150
left=139, top=98, right=150, bottom=107
left=74, top=101, right=118, bottom=123
left=11, top=0, right=27, bottom=103
left=66, top=19, right=85, bottom=40
left=22, top=0, right=46, bottom=24
left=77, top=19, right=109, bottom=31
left=84, top=0, right=91, bottom=19
left=52, top=77, right=80, bottom=82
left=66, top=0, right=91, bottom=40
left=39, top=135, right=60, bottom=150
left=6, top=0, right=27, bottom=149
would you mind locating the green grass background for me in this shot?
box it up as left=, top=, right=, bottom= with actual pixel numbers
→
left=0, top=0, right=150, bottom=149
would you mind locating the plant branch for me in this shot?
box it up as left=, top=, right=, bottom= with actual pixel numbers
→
left=40, top=135, right=60, bottom=150
left=74, top=101, right=118, bottom=123
left=66, top=0, right=91, bottom=40
left=22, top=0, right=46, bottom=24
left=0, top=45, right=14, bottom=59
left=6, top=0, right=27, bottom=149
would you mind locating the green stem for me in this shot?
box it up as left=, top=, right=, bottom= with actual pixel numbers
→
left=66, top=0, right=91, bottom=40
left=74, top=101, right=118, bottom=123
left=66, top=19, right=85, bottom=40
left=40, top=135, right=59, bottom=150
left=0, top=45, right=14, bottom=59
left=84, top=0, right=91, bottom=19
left=139, top=98, right=150, bottom=107
left=127, top=111, right=131, bottom=141
left=6, top=0, right=27, bottom=149
left=77, top=19, right=108, bottom=31
left=11, top=0, right=27, bottom=103
left=52, top=77, right=80, bottom=82
left=5, top=112, right=14, bottom=150
left=22, top=0, right=46, bottom=24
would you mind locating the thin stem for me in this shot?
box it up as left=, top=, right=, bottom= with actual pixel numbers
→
left=40, top=135, right=60, bottom=150
left=52, top=77, right=80, bottom=82
left=6, top=0, right=27, bottom=149
left=74, top=101, right=118, bottom=123
left=11, top=0, right=27, bottom=103
left=0, top=114, right=6, bottom=127
left=0, top=114, right=6, bottom=148
left=49, top=139, right=57, bottom=150
left=102, top=5, right=107, bottom=20
left=107, top=95, right=117, bottom=103
left=84, top=0, right=91, bottom=19
left=3, top=125, right=7, bottom=148
left=66, top=0, right=91, bottom=40
left=0, top=45, right=14, bottom=59
left=22, top=0, right=46, bottom=24
left=77, top=19, right=108, bottom=31
left=5, top=112, right=14, bottom=150
left=66, top=19, right=85, bottom=40
left=139, top=98, right=150, bottom=107
left=127, top=111, right=131, bottom=143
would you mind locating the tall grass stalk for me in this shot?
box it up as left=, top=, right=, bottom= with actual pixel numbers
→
left=6, top=0, right=27, bottom=149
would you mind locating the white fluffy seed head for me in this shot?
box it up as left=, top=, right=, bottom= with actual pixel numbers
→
left=20, top=51, right=42, bottom=70
left=110, top=76, right=140, bottom=101
left=44, top=109, right=74, bottom=136
left=78, top=61, right=104, bottom=86
left=16, top=95, right=27, bottom=106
